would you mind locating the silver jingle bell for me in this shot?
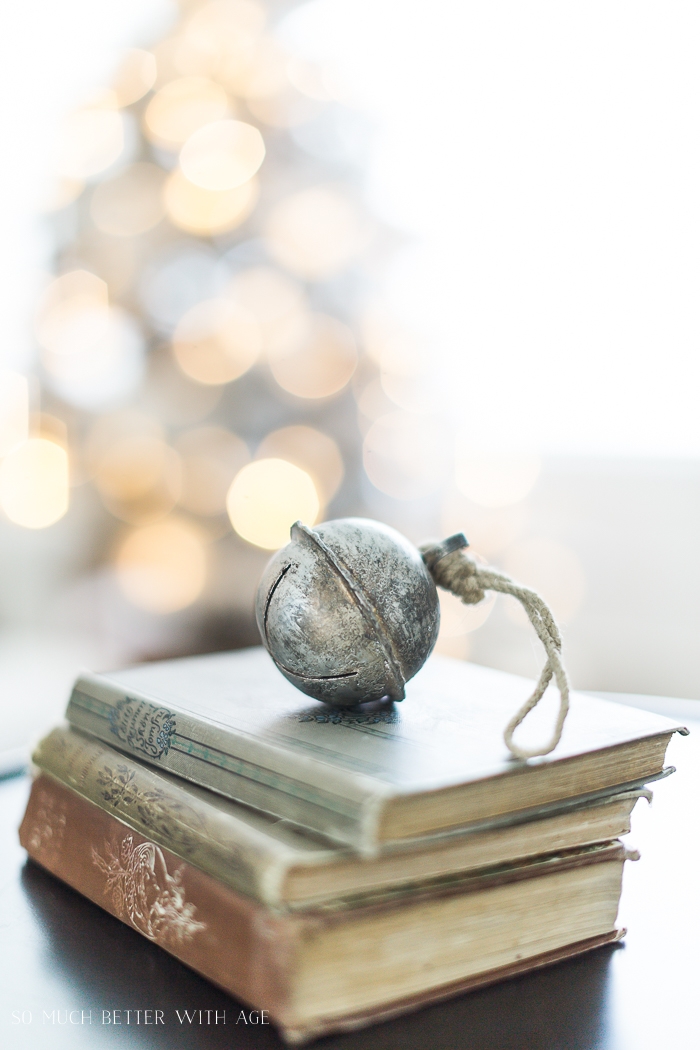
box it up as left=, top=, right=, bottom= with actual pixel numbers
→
left=255, top=517, right=441, bottom=707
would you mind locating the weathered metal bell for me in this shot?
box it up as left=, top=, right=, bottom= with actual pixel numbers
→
left=255, top=517, right=440, bottom=707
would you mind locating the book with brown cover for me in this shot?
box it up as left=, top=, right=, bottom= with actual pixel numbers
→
left=20, top=773, right=629, bottom=1044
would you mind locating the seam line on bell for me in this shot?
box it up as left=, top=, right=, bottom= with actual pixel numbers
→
left=290, top=522, right=406, bottom=700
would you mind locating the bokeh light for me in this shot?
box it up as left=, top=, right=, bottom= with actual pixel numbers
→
left=435, top=587, right=496, bottom=659
left=176, top=426, right=249, bottom=516
left=363, top=312, right=436, bottom=413
left=265, top=185, right=367, bottom=279
left=455, top=449, right=542, bottom=508
left=178, top=0, right=266, bottom=84
left=441, top=490, right=529, bottom=560
left=41, top=177, right=84, bottom=212
left=234, top=40, right=321, bottom=127
left=115, top=516, right=207, bottom=613
left=229, top=37, right=288, bottom=98
left=226, top=457, right=319, bottom=549
left=151, top=37, right=184, bottom=89
left=85, top=410, right=162, bottom=470
left=90, top=163, right=166, bottom=237
left=172, top=298, right=261, bottom=385
left=144, top=77, right=230, bottom=150
left=286, top=56, right=343, bottom=103
left=247, top=87, right=320, bottom=129
left=18, top=0, right=391, bottom=651
left=0, top=372, right=29, bottom=456
left=256, top=425, right=343, bottom=505
left=267, top=313, right=357, bottom=399
left=501, top=537, right=586, bottom=624
left=112, top=49, right=157, bottom=107
left=164, top=168, right=259, bottom=235
left=37, top=272, right=144, bottom=410
left=139, top=246, right=222, bottom=331
left=71, top=234, right=138, bottom=299
left=55, top=98, right=124, bottom=180
left=228, top=266, right=304, bottom=346
left=38, top=269, right=108, bottom=321
left=355, top=377, right=397, bottom=427
left=141, top=350, right=223, bottom=426
left=94, top=433, right=182, bottom=525
left=180, top=120, right=265, bottom=191
left=0, top=438, right=69, bottom=529
left=363, top=411, right=451, bottom=500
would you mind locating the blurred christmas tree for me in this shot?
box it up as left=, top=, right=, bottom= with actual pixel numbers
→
left=15, top=0, right=396, bottom=659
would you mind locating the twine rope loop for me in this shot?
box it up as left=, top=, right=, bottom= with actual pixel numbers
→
left=421, top=543, right=570, bottom=761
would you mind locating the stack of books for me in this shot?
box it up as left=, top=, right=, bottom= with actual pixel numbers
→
left=20, top=647, right=685, bottom=1044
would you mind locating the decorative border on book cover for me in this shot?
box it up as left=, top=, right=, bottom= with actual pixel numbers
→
left=68, top=689, right=364, bottom=820
left=108, top=697, right=176, bottom=759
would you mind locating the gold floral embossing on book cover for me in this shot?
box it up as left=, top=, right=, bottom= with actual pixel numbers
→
left=91, top=835, right=205, bottom=947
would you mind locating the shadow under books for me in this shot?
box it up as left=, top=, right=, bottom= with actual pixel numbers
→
left=20, top=859, right=618, bottom=1050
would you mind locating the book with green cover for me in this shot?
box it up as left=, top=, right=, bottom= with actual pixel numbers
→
left=65, top=647, right=685, bottom=854
left=33, top=724, right=650, bottom=910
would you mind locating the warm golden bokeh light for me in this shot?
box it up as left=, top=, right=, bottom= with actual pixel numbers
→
left=41, top=177, right=84, bottom=213
left=143, top=350, right=223, bottom=426
left=0, top=372, right=29, bottom=456
left=437, top=587, right=496, bottom=639
left=115, top=516, right=207, bottom=613
left=94, top=434, right=181, bottom=525
left=227, top=37, right=322, bottom=128
left=152, top=37, right=190, bottom=88
left=267, top=313, right=357, bottom=399
left=77, top=236, right=138, bottom=300
left=38, top=282, right=143, bottom=410
left=37, top=273, right=139, bottom=374
left=179, top=120, right=265, bottom=191
left=228, top=266, right=303, bottom=328
left=265, top=186, right=367, bottom=279
left=179, top=0, right=266, bottom=84
left=229, top=37, right=288, bottom=98
left=226, top=457, right=319, bottom=549
left=163, top=168, right=259, bottom=234
left=85, top=410, right=164, bottom=475
left=172, top=298, right=261, bottom=385
left=143, top=77, right=229, bottom=150
left=286, top=57, right=338, bottom=102
left=246, top=89, right=320, bottom=129
left=362, top=313, right=435, bottom=413
left=455, top=450, right=542, bottom=507
left=363, top=411, right=451, bottom=500
left=38, top=269, right=108, bottom=320
left=56, top=100, right=124, bottom=180
left=256, top=425, right=343, bottom=504
left=112, top=48, right=157, bottom=107
left=0, top=438, right=69, bottom=529
left=176, top=425, right=249, bottom=516
left=90, top=163, right=166, bottom=237
left=355, top=377, right=396, bottom=428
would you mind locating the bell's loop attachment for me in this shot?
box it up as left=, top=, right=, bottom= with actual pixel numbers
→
left=421, top=533, right=469, bottom=570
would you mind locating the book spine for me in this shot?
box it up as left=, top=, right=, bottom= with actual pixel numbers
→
left=19, top=774, right=302, bottom=1030
left=67, top=674, right=387, bottom=854
left=33, top=727, right=307, bottom=907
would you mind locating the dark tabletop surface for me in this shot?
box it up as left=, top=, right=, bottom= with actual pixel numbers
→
left=1, top=719, right=697, bottom=1050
